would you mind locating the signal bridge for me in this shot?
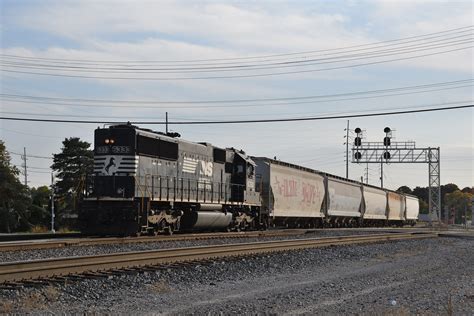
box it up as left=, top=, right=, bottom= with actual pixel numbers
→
left=351, top=127, right=441, bottom=224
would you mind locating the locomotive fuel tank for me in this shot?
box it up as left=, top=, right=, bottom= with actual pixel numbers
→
left=180, top=209, right=233, bottom=230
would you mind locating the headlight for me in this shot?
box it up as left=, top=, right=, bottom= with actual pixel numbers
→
left=105, top=139, right=110, bottom=144
left=110, top=139, right=115, bottom=144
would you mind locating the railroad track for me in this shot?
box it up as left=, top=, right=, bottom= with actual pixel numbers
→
left=0, top=232, right=436, bottom=284
left=0, top=230, right=311, bottom=252
left=0, top=227, right=430, bottom=252
left=0, top=232, right=81, bottom=242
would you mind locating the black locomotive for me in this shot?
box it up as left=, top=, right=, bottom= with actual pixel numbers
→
left=81, top=123, right=261, bottom=235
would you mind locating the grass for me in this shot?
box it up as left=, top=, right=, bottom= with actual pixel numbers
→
left=1, top=286, right=61, bottom=313
left=29, top=225, right=49, bottom=233
left=0, top=300, right=14, bottom=314
left=148, top=281, right=171, bottom=294
left=445, top=294, right=453, bottom=316
left=43, top=286, right=59, bottom=301
left=21, top=291, right=46, bottom=311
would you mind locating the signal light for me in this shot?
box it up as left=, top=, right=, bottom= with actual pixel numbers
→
left=383, top=151, right=391, bottom=160
left=354, top=152, right=362, bottom=160
left=355, top=127, right=362, bottom=134
left=383, top=137, right=391, bottom=146
left=354, top=137, right=362, bottom=146
left=384, top=127, right=391, bottom=133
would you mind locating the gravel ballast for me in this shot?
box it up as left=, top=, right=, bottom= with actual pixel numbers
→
left=0, top=230, right=390, bottom=263
left=1, top=237, right=473, bottom=314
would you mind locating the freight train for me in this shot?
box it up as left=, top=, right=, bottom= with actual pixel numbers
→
left=80, top=123, right=419, bottom=235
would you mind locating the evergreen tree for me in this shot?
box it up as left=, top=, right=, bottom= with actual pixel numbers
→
left=0, top=140, right=31, bottom=232
left=51, top=138, right=93, bottom=222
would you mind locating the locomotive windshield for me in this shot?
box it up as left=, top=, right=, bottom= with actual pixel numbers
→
left=94, top=127, right=136, bottom=155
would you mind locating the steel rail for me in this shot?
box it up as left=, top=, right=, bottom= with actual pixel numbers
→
left=0, top=232, right=81, bottom=242
left=0, top=232, right=436, bottom=283
left=0, top=229, right=312, bottom=252
left=0, top=228, right=430, bottom=252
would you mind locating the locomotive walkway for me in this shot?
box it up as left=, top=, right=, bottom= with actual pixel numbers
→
left=0, top=232, right=436, bottom=285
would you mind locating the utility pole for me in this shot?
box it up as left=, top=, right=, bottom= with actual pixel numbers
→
left=345, top=120, right=349, bottom=179
left=166, top=112, right=169, bottom=134
left=380, top=156, right=383, bottom=188
left=22, top=147, right=27, bottom=186
left=365, top=162, right=369, bottom=184
left=51, top=172, right=55, bottom=233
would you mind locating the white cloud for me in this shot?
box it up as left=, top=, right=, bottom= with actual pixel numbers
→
left=1, top=0, right=473, bottom=189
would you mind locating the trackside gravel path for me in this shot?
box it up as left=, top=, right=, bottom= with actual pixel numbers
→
left=0, top=237, right=472, bottom=314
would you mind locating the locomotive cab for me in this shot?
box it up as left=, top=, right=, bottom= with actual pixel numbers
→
left=230, top=150, right=259, bottom=205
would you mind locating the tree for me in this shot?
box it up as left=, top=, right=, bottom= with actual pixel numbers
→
left=441, top=183, right=459, bottom=202
left=396, top=186, right=412, bottom=194
left=412, top=186, right=428, bottom=202
left=51, top=138, right=93, bottom=224
left=445, top=190, right=473, bottom=224
left=412, top=186, right=429, bottom=214
left=29, top=186, right=52, bottom=228
left=461, top=187, right=474, bottom=194
left=0, top=140, right=31, bottom=232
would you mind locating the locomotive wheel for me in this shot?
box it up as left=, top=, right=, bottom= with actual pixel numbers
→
left=159, top=220, right=167, bottom=233
left=164, top=225, right=173, bottom=235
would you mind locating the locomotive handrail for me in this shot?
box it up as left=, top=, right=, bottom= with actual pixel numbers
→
left=133, top=174, right=246, bottom=204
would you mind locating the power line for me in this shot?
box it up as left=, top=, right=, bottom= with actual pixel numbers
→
left=0, top=104, right=472, bottom=125
left=27, top=170, right=52, bottom=174
left=1, top=100, right=470, bottom=121
left=2, top=25, right=471, bottom=64
left=2, top=35, right=471, bottom=72
left=14, top=165, right=51, bottom=170
left=10, top=152, right=53, bottom=159
left=2, top=78, right=471, bottom=105
left=0, top=127, right=64, bottom=139
left=3, top=46, right=472, bottom=80
left=3, top=84, right=472, bottom=112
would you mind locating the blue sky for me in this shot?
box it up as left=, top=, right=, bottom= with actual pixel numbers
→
left=0, top=0, right=472, bottom=189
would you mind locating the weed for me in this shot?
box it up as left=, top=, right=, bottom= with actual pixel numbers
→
left=43, top=286, right=59, bottom=301
left=149, top=281, right=171, bottom=294
left=29, top=225, right=49, bottom=233
left=0, top=299, right=14, bottom=314
left=21, top=291, right=46, bottom=311
left=446, top=294, right=453, bottom=316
